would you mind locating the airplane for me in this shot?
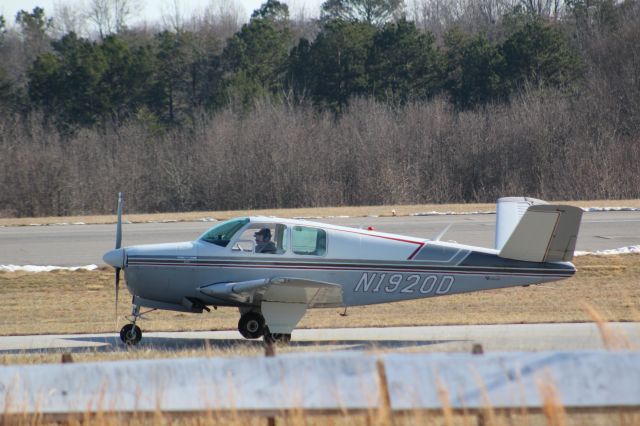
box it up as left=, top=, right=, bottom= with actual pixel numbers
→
left=103, top=195, right=582, bottom=345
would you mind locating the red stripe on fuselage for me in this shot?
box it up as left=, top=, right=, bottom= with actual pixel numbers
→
left=327, top=227, right=425, bottom=260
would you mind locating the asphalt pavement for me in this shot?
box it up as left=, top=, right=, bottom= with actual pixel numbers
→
left=1, top=323, right=638, bottom=354
left=0, top=211, right=639, bottom=266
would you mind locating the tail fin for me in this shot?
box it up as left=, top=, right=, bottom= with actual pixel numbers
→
left=498, top=204, right=583, bottom=262
left=495, top=197, right=547, bottom=250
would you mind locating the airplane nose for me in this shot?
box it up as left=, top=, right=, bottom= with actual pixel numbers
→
left=103, top=248, right=125, bottom=269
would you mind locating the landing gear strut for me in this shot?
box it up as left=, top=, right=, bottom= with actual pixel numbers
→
left=238, top=311, right=265, bottom=339
left=120, top=303, right=142, bottom=345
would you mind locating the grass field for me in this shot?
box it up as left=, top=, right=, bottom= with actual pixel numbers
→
left=0, top=254, right=639, bottom=424
left=0, top=254, right=637, bottom=338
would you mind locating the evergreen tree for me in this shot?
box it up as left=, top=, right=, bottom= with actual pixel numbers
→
left=99, top=35, right=154, bottom=124
left=367, top=19, right=443, bottom=103
left=221, top=1, right=292, bottom=106
left=443, top=27, right=505, bottom=109
left=28, top=33, right=107, bottom=129
left=16, top=7, right=53, bottom=62
left=150, top=30, right=195, bottom=124
left=304, top=20, right=376, bottom=111
left=501, top=17, right=580, bottom=92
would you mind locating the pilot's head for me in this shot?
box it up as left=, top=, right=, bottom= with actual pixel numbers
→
left=254, top=228, right=272, bottom=242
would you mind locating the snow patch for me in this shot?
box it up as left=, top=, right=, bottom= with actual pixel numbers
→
left=0, top=264, right=98, bottom=273
left=582, top=207, right=640, bottom=212
left=411, top=210, right=495, bottom=216
left=575, top=246, right=640, bottom=256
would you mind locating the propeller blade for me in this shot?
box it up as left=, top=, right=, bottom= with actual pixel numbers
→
left=113, top=193, right=123, bottom=328
left=115, top=192, right=123, bottom=249
left=115, top=267, right=121, bottom=327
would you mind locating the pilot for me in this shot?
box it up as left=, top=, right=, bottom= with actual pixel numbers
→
left=254, top=228, right=277, bottom=254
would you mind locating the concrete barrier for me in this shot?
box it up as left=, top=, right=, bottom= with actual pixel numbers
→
left=385, top=351, right=640, bottom=410
left=0, top=351, right=638, bottom=416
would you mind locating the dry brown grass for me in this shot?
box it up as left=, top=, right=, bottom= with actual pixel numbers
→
left=1, top=199, right=639, bottom=227
left=4, top=406, right=640, bottom=425
left=3, top=255, right=638, bottom=424
left=0, top=255, right=638, bottom=337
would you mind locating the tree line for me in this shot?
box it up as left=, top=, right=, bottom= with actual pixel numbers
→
left=3, top=1, right=582, bottom=127
left=0, top=0, right=638, bottom=216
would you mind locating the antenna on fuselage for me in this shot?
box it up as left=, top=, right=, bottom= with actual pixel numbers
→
left=432, top=224, right=452, bottom=242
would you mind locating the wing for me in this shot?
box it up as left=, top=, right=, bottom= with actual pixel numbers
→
left=198, top=277, right=343, bottom=308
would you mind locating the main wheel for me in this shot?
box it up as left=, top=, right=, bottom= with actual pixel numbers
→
left=238, top=312, right=265, bottom=339
left=120, top=323, right=142, bottom=345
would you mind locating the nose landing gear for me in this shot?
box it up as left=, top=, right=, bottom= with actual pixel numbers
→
left=120, top=323, right=142, bottom=345
left=120, top=303, right=144, bottom=345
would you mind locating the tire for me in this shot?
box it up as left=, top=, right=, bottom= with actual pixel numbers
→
left=238, top=312, right=265, bottom=339
left=120, top=324, right=142, bottom=345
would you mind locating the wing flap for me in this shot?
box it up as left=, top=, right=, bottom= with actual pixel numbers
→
left=265, top=278, right=343, bottom=306
left=198, top=277, right=343, bottom=307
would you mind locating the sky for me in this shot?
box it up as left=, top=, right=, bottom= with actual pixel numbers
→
left=0, top=0, right=321, bottom=29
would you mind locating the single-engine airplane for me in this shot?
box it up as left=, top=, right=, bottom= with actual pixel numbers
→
left=103, top=195, right=582, bottom=345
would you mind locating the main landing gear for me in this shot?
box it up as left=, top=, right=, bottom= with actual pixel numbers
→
left=120, top=303, right=143, bottom=345
left=238, top=311, right=291, bottom=344
left=238, top=311, right=265, bottom=339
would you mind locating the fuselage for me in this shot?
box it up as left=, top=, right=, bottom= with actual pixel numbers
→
left=114, top=217, right=576, bottom=312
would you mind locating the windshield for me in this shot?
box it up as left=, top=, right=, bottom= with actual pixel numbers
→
left=199, top=218, right=249, bottom=247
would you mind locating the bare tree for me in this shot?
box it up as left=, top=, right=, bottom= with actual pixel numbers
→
left=161, top=0, right=186, bottom=31
left=86, top=0, right=141, bottom=38
left=53, top=0, right=89, bottom=37
left=408, top=0, right=463, bottom=35
left=187, top=0, right=243, bottom=40
left=321, top=0, right=406, bottom=26
left=519, top=0, right=562, bottom=19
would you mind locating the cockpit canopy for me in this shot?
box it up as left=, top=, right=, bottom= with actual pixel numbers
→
left=199, top=218, right=249, bottom=247
left=199, top=217, right=327, bottom=256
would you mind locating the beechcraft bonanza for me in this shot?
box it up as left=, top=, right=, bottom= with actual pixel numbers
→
left=103, top=195, right=582, bottom=345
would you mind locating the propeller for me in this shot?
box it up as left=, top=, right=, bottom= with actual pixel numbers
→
left=114, top=192, right=123, bottom=326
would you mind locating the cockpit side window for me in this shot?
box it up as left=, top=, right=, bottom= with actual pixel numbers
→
left=199, top=218, right=249, bottom=247
left=232, top=223, right=288, bottom=254
left=292, top=226, right=327, bottom=256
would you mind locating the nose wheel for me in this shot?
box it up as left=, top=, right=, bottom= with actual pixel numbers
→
left=120, top=323, right=142, bottom=345
left=120, top=302, right=144, bottom=345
